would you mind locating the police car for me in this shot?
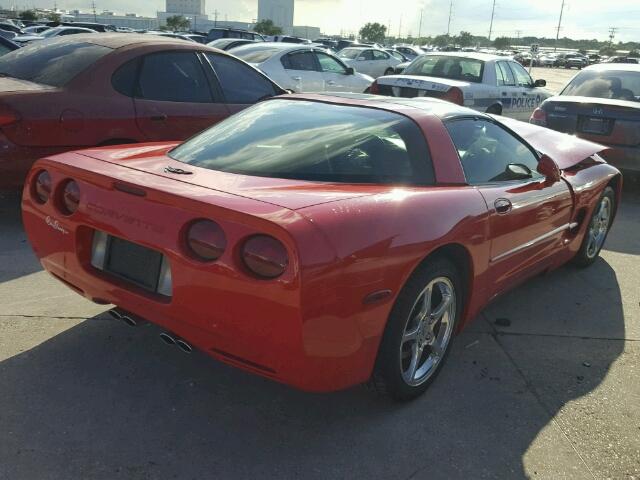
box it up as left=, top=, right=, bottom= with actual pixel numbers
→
left=369, top=52, right=552, bottom=120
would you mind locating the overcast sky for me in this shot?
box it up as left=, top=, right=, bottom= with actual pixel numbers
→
left=8, top=0, right=640, bottom=41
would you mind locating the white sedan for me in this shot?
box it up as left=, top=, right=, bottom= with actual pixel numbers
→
left=13, top=26, right=96, bottom=45
left=229, top=42, right=373, bottom=93
left=337, top=47, right=402, bottom=78
left=371, top=52, right=553, bottom=120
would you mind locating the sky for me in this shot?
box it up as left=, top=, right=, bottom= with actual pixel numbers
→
left=6, top=0, right=640, bottom=42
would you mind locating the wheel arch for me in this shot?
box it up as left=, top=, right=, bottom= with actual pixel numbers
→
left=607, top=173, right=623, bottom=221
left=485, top=102, right=503, bottom=115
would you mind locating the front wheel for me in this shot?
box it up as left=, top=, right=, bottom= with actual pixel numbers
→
left=384, top=68, right=395, bottom=76
left=371, top=258, right=462, bottom=401
left=573, top=186, right=615, bottom=267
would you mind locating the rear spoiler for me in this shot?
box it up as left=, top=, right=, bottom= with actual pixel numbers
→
left=492, top=116, right=609, bottom=170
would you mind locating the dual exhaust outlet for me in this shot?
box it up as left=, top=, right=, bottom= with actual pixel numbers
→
left=108, top=308, right=193, bottom=354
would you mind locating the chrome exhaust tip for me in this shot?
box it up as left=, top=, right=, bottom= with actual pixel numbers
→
left=159, top=332, right=176, bottom=345
left=175, top=339, right=193, bottom=354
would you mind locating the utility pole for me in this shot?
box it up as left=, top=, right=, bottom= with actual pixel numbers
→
left=418, top=9, right=423, bottom=39
left=447, top=0, right=453, bottom=36
left=515, top=29, right=522, bottom=40
left=608, top=27, right=617, bottom=46
left=488, top=0, right=496, bottom=41
left=91, top=1, right=97, bottom=23
left=213, top=9, right=218, bottom=27
left=554, top=0, right=565, bottom=52
left=398, top=14, right=402, bottom=40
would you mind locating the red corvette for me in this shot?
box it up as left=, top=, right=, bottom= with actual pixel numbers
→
left=0, top=34, right=285, bottom=190
left=22, top=94, right=621, bottom=400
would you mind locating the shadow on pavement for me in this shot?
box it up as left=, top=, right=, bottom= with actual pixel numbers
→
left=0, top=192, right=42, bottom=282
left=0, top=259, right=624, bottom=479
left=605, top=174, right=640, bottom=256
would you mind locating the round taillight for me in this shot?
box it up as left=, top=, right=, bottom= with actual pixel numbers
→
left=33, top=170, right=51, bottom=204
left=186, top=219, right=226, bottom=261
left=60, top=180, right=80, bottom=215
left=241, top=235, right=288, bottom=279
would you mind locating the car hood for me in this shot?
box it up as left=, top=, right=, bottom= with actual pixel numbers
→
left=13, top=35, right=43, bottom=41
left=377, top=75, right=471, bottom=90
left=75, top=143, right=381, bottom=210
left=492, top=116, right=609, bottom=170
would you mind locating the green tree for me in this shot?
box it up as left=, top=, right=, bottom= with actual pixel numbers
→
left=19, top=9, right=38, bottom=21
left=456, top=31, right=473, bottom=47
left=493, top=36, right=511, bottom=50
left=599, top=45, right=616, bottom=56
left=166, top=15, right=190, bottom=32
left=253, top=19, right=282, bottom=36
left=46, top=12, right=61, bottom=22
left=629, top=49, right=639, bottom=57
left=433, top=34, right=451, bottom=47
left=359, top=22, right=387, bottom=43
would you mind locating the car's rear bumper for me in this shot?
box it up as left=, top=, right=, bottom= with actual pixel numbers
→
left=598, top=145, right=640, bottom=172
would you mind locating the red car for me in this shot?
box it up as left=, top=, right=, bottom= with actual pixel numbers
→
left=22, top=95, right=621, bottom=400
left=0, top=34, right=285, bottom=190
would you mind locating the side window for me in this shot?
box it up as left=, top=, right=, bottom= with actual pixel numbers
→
left=207, top=53, right=277, bottom=104
left=445, top=119, right=542, bottom=184
left=372, top=50, right=389, bottom=60
left=496, top=61, right=516, bottom=86
left=316, top=52, right=347, bottom=74
left=112, top=58, right=139, bottom=96
left=509, top=62, right=533, bottom=87
left=281, top=51, right=317, bottom=71
left=359, top=50, right=374, bottom=60
left=138, top=52, right=212, bottom=103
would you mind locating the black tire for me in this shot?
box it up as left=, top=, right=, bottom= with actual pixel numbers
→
left=573, top=186, right=615, bottom=267
left=486, top=104, right=502, bottom=115
left=370, top=257, right=463, bottom=401
left=384, top=68, right=395, bottom=76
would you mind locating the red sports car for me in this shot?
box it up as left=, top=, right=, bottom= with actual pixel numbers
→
left=0, top=34, right=285, bottom=190
left=22, top=94, right=621, bottom=400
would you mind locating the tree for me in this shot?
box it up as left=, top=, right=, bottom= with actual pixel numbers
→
left=599, top=45, right=616, bottom=56
left=359, top=22, right=387, bottom=43
left=253, top=19, right=282, bottom=36
left=629, top=49, right=639, bottom=57
left=493, top=36, right=511, bottom=50
left=165, top=15, right=190, bottom=32
left=47, top=12, right=61, bottom=22
left=432, top=34, right=451, bottom=47
left=19, top=10, right=38, bottom=21
left=456, top=31, right=473, bottom=47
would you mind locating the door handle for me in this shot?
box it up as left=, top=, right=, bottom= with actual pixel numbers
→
left=327, top=80, right=336, bottom=85
left=291, top=76, right=302, bottom=81
left=150, top=114, right=167, bottom=122
left=494, top=198, right=512, bottom=214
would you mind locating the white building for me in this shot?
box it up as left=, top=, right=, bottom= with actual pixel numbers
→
left=258, top=0, right=294, bottom=29
left=166, top=0, right=205, bottom=16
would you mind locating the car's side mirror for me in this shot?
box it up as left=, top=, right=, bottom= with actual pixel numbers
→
left=506, top=163, right=533, bottom=180
left=537, top=154, right=561, bottom=183
left=534, top=79, right=547, bottom=87
left=345, top=66, right=355, bottom=75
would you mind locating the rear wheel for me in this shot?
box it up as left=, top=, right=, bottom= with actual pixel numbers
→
left=486, top=104, right=502, bottom=115
left=371, top=258, right=462, bottom=401
left=573, top=186, right=615, bottom=267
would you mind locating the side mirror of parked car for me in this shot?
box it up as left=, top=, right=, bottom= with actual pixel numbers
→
left=345, top=67, right=355, bottom=75
left=537, top=154, right=561, bottom=183
left=534, top=79, right=547, bottom=87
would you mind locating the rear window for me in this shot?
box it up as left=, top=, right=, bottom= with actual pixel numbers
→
left=231, top=45, right=282, bottom=64
left=0, top=40, right=111, bottom=87
left=561, top=70, right=640, bottom=102
left=170, top=100, right=434, bottom=185
left=403, top=55, right=484, bottom=83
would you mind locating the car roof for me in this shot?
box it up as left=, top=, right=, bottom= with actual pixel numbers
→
left=44, top=33, right=207, bottom=49
left=286, top=93, right=483, bottom=120
left=231, top=41, right=317, bottom=52
left=584, top=63, right=640, bottom=72
left=424, top=51, right=501, bottom=61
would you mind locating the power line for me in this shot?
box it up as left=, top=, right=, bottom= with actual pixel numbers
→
left=554, top=0, right=565, bottom=52
left=488, top=0, right=496, bottom=41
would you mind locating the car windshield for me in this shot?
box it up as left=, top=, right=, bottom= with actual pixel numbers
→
left=0, top=40, right=111, bottom=87
left=41, top=27, right=65, bottom=37
left=561, top=70, right=640, bottom=102
left=403, top=55, right=484, bottom=83
left=170, top=99, right=434, bottom=185
left=231, top=45, right=282, bottom=63
left=338, top=48, right=362, bottom=59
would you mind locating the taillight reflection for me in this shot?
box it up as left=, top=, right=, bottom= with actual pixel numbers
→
left=186, top=219, right=227, bottom=261
left=60, top=180, right=80, bottom=215
left=33, top=170, right=51, bottom=204
left=241, top=235, right=288, bottom=279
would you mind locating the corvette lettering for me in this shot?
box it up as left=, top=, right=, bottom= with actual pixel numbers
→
left=87, top=203, right=164, bottom=234
left=45, top=216, right=69, bottom=235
